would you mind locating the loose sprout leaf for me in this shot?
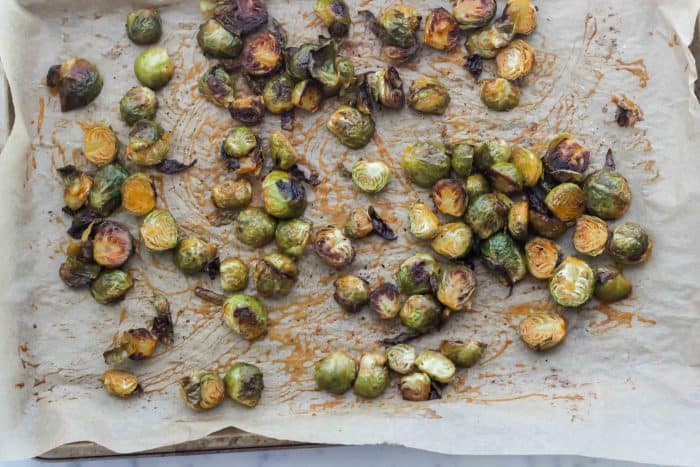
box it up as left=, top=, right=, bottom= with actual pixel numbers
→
left=154, top=159, right=198, bottom=174
left=203, top=257, right=222, bottom=281
left=66, top=209, right=101, bottom=239
left=195, top=287, right=227, bottom=306
left=151, top=297, right=174, bottom=345
left=381, top=331, right=421, bottom=346
left=429, top=380, right=444, bottom=400
left=368, top=206, right=397, bottom=240
left=464, top=54, right=483, bottom=79
left=289, top=164, right=321, bottom=186
left=358, top=10, right=381, bottom=37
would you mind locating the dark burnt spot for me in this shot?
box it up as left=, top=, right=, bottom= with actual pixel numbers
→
left=234, top=306, right=259, bottom=327
left=368, top=207, right=397, bottom=240
left=429, top=381, right=444, bottom=400
left=410, top=261, right=428, bottom=284
left=464, top=54, right=483, bottom=79
left=381, top=330, right=421, bottom=346
left=289, top=164, right=321, bottom=186
left=203, top=257, right=221, bottom=281
left=66, top=208, right=101, bottom=239
left=604, top=149, right=616, bottom=170
left=154, top=159, right=197, bottom=174
left=206, top=70, right=230, bottom=101
left=280, top=109, right=295, bottom=131
left=46, top=65, right=61, bottom=88
left=275, top=178, right=305, bottom=203
left=151, top=310, right=174, bottom=345
left=241, top=373, right=264, bottom=398
left=214, top=0, right=269, bottom=36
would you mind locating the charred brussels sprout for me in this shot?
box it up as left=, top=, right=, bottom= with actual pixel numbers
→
left=399, top=294, right=441, bottom=333
left=212, top=179, right=253, bottom=210
left=502, top=0, right=537, bottom=35
left=544, top=183, right=586, bottom=222
left=268, top=131, right=298, bottom=170
left=450, top=141, right=474, bottom=177
left=432, top=179, right=467, bottom=217
left=386, top=344, right=416, bottom=374
left=436, top=265, right=477, bottom=311
left=134, top=48, right=174, bottom=90
left=354, top=353, right=389, bottom=399
left=315, top=0, right=351, bottom=39
left=315, top=351, right=357, bottom=394
left=368, top=67, right=406, bottom=110
left=399, top=372, right=431, bottom=401
left=333, top=275, right=370, bottom=312
left=91, top=269, right=134, bottom=304
left=572, top=215, right=608, bottom=256
left=466, top=193, right=509, bottom=239
left=480, top=232, right=528, bottom=284
left=275, top=219, right=311, bottom=258
left=287, top=43, right=315, bottom=82
left=253, top=253, right=298, bottom=297
left=327, top=105, right=375, bottom=149
left=60, top=242, right=101, bottom=288
left=140, top=209, right=178, bottom=252
left=343, top=208, right=373, bottom=239
left=440, top=340, right=486, bottom=367
left=351, top=161, right=391, bottom=194
left=224, top=363, right=264, bottom=407
left=175, top=237, right=217, bottom=274
left=263, top=74, right=295, bottom=114
left=83, top=124, right=119, bottom=167
left=369, top=283, right=402, bottom=319
left=488, top=162, right=524, bottom=194
left=527, top=190, right=568, bottom=239
left=242, top=31, right=282, bottom=77
left=496, top=39, right=535, bottom=80
left=508, top=200, right=529, bottom=241
left=453, top=0, right=497, bottom=29
left=525, top=236, right=561, bottom=280
left=292, top=80, right=324, bottom=113
left=121, top=173, right=156, bottom=216
left=180, top=371, right=225, bottom=411
left=58, top=166, right=92, bottom=212
left=401, top=141, right=451, bottom=188
left=223, top=294, right=268, bottom=340
left=103, top=328, right=158, bottom=364
left=466, top=173, right=491, bottom=199
left=377, top=5, right=421, bottom=49
left=126, top=8, right=162, bottom=45
left=608, top=222, right=653, bottom=265
left=549, top=257, right=595, bottom=307
left=126, top=120, right=171, bottom=166
left=46, top=58, right=103, bottom=112
left=120, top=86, right=158, bottom=126
left=198, top=66, right=235, bottom=107
left=511, top=146, right=542, bottom=187
left=197, top=19, right=243, bottom=58
left=398, top=253, right=439, bottom=295
left=89, top=163, right=129, bottom=216
left=313, top=226, right=356, bottom=268
left=212, top=0, right=269, bottom=36
left=220, top=257, right=249, bottom=293
left=234, top=207, right=277, bottom=248
left=101, top=369, right=140, bottom=398
left=594, top=265, right=632, bottom=303
left=93, top=221, right=134, bottom=268
left=465, top=23, right=514, bottom=58
left=432, top=222, right=473, bottom=259
left=222, top=126, right=263, bottom=176
left=481, top=78, right=520, bottom=111
left=583, top=152, right=632, bottom=220
left=309, top=41, right=342, bottom=95
left=519, top=312, right=567, bottom=351
left=423, top=8, right=460, bottom=50
left=408, top=200, right=440, bottom=240
left=543, top=134, right=590, bottom=183
left=230, top=96, right=266, bottom=125
left=408, top=76, right=450, bottom=115
left=261, top=170, right=306, bottom=219
left=415, top=350, right=456, bottom=383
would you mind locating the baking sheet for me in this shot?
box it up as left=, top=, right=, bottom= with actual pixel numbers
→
left=1, top=0, right=700, bottom=464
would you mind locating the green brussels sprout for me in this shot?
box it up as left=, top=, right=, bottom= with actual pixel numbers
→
left=140, top=209, right=178, bottom=252
left=222, top=294, right=268, bottom=340
left=263, top=74, right=295, bottom=114
left=354, top=353, right=389, bottom=399
left=544, top=183, right=586, bottom=222
left=397, top=253, right=439, bottom=295
left=519, top=312, right=567, bottom=351
left=450, top=141, right=474, bottom=177
left=120, top=86, right=158, bottom=126
left=480, top=232, right=528, bottom=285
left=175, top=237, right=217, bottom=274
left=198, top=65, right=235, bottom=107
left=333, top=275, right=370, bottom=312
left=432, top=222, right=473, bottom=259
left=473, top=138, right=511, bottom=171
left=481, top=78, right=520, bottom=111
left=496, top=39, right=535, bottom=80
left=511, top=146, right=542, bottom=187
left=92, top=221, right=134, bottom=268
left=465, top=193, right=509, bottom=239
left=242, top=31, right=282, bottom=77
left=121, top=172, right=156, bottom=216
left=343, top=208, right=373, bottom=239
left=377, top=5, right=421, bottom=48
left=327, top=105, right=375, bottom=149
left=309, top=41, right=341, bottom=95
left=432, top=179, right=467, bottom=217
left=234, top=207, right=277, bottom=248
left=180, top=370, right=225, bottom=411
left=57, top=166, right=92, bottom=212
left=369, top=283, right=402, bottom=319
left=314, top=351, right=357, bottom=394
left=399, top=294, right=441, bottom=333
left=608, top=222, right=653, bottom=265
left=261, top=170, right=306, bottom=219
left=408, top=200, right=440, bottom=240
left=549, top=257, right=595, bottom=307
left=59, top=242, right=101, bottom=288
left=466, top=173, right=491, bottom=199
left=253, top=253, right=298, bottom=297
left=502, top=0, right=538, bottom=35
left=386, top=344, right=416, bottom=374
left=220, top=257, right=249, bottom=293
left=543, top=133, right=591, bottom=183
left=453, top=0, right=497, bottom=29
left=212, top=179, right=253, bottom=210
left=91, top=269, right=134, bottom=305
left=399, top=372, right=431, bottom=401
left=89, top=163, right=129, bottom=216
left=134, top=48, right=174, bottom=90
left=440, top=340, right=486, bottom=367
left=583, top=151, right=632, bottom=220
left=368, top=67, right=405, bottom=110
left=101, top=369, right=140, bottom=398
left=126, top=8, right=162, bottom=45
left=465, top=22, right=514, bottom=58
left=423, top=7, right=460, bottom=50
left=46, top=58, right=103, bottom=112
left=197, top=19, right=244, bottom=58
left=268, top=131, right=298, bottom=170
left=594, top=265, right=632, bottom=303
left=315, top=0, right=351, bottom=39
left=82, top=124, right=119, bottom=167
left=401, top=141, right=451, bottom=188
left=275, top=219, right=312, bottom=258
left=572, top=215, right=608, bottom=257
left=524, top=236, right=562, bottom=280
left=126, top=120, right=171, bottom=166
left=224, top=362, right=264, bottom=407
left=229, top=95, right=266, bottom=125
left=435, top=264, right=477, bottom=311
left=292, top=80, right=324, bottom=113
left=221, top=127, right=263, bottom=176
left=286, top=43, right=315, bottom=81
left=488, top=162, right=524, bottom=194
left=351, top=160, right=391, bottom=194
left=415, top=350, right=456, bottom=383
left=313, top=226, right=356, bottom=268
left=507, top=200, right=529, bottom=241
left=408, top=76, right=451, bottom=115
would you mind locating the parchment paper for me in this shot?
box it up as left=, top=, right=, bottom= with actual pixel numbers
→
left=1, top=0, right=699, bottom=464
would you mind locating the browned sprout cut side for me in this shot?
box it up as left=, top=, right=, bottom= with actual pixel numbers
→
left=453, top=0, right=497, bottom=29
left=544, top=183, right=586, bottom=222
left=519, top=312, right=567, bottom=351
left=572, top=215, right=608, bottom=256
left=180, top=370, right=225, bottom=411
left=524, top=237, right=562, bottom=280
left=242, top=31, right=282, bottom=77
left=481, top=78, right=520, bottom=111
left=369, top=283, right=402, bottom=319
left=46, top=58, right=103, bottom=111
left=101, top=369, right=141, bottom=398
left=496, top=39, right=535, bottom=80
left=549, top=257, right=595, bottom=307
left=435, top=265, right=477, bottom=311
left=432, top=179, right=468, bottom=217
left=502, top=0, right=537, bottom=35
left=423, top=8, right=460, bottom=51
left=313, top=226, right=356, bottom=269
left=543, top=133, right=590, bottom=183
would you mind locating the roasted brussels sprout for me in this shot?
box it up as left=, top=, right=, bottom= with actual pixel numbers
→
left=198, top=65, right=235, bottom=107
left=213, top=0, right=269, bottom=36
left=261, top=170, right=306, bottom=219
left=120, top=86, right=158, bottom=126
left=549, top=257, right=595, bottom=307
left=401, top=141, right=451, bottom=188
left=386, top=344, right=416, bottom=374
left=507, top=200, right=529, bottom=241
left=368, top=67, right=405, bottom=110
left=140, top=209, right=178, bottom=252
left=315, top=0, right=351, bottom=39
left=309, top=40, right=342, bottom=95
left=268, top=131, right=298, bottom=170
left=175, top=236, right=217, bottom=274
left=103, top=328, right=158, bottom=364
left=436, top=265, right=477, bottom=311
left=583, top=151, right=632, bottom=220
left=126, top=8, right=162, bottom=45
left=527, top=190, right=568, bottom=239
left=440, top=340, right=486, bottom=367
left=230, top=96, right=266, bottom=125
left=315, top=351, right=357, bottom=394
left=221, top=126, right=263, bottom=176
left=126, top=120, right=171, bottom=167
left=333, top=275, right=370, bottom=312
left=234, top=207, right=277, bottom=248
left=481, top=78, right=520, bottom=111
left=134, top=48, right=174, bottom=90
left=502, top=0, right=537, bottom=35
left=544, top=183, right=586, bottom=222
left=327, top=105, right=375, bottom=149
left=350, top=160, right=391, bottom=194
left=337, top=58, right=357, bottom=96
left=415, top=350, right=455, bottom=384
left=543, top=134, right=591, bottom=183
left=511, top=146, right=542, bottom=187
left=57, top=166, right=92, bottom=212
left=275, top=219, right=311, bottom=258
left=354, top=353, right=389, bottom=399
left=46, top=58, right=103, bottom=112
left=594, top=265, right=632, bottom=303
left=466, top=173, right=490, bottom=199
left=572, top=215, right=608, bottom=257
left=408, top=76, right=450, bottom=115
left=465, top=22, right=514, bottom=58
left=343, top=208, right=373, bottom=239
left=369, top=283, right=402, bottom=319
left=180, top=371, right=225, bottom=411
left=292, top=80, right=324, bottom=113
left=423, top=8, right=460, bottom=50
left=450, top=142, right=474, bottom=177
left=101, top=369, right=140, bottom=398
left=399, top=372, right=431, bottom=401
left=376, top=5, right=421, bottom=49
left=313, top=226, right=356, bottom=268
left=82, top=124, right=119, bottom=167
left=608, top=222, right=653, bottom=265
left=212, top=179, right=253, bottom=210
left=253, top=253, right=298, bottom=297
left=488, top=162, right=524, bottom=194
left=92, top=221, right=133, bottom=268
left=432, top=222, right=473, bottom=259
left=408, top=200, right=440, bottom=240
left=519, top=312, right=567, bottom=351
left=225, top=362, right=264, bottom=407
left=381, top=42, right=420, bottom=64
left=89, top=163, right=129, bottom=216
left=496, top=39, right=535, bottom=80
left=59, top=242, right=101, bottom=288
left=432, top=179, right=467, bottom=217
left=480, top=232, right=528, bottom=285
left=242, top=31, right=282, bottom=77
left=286, top=43, right=315, bottom=81
left=223, top=294, right=268, bottom=340
left=397, top=253, right=439, bottom=295
left=198, top=19, right=243, bottom=58
left=219, top=257, right=249, bottom=293
left=465, top=193, right=509, bottom=239
left=91, top=269, right=134, bottom=304
left=524, top=236, right=561, bottom=280
left=473, top=138, right=510, bottom=171
left=453, top=0, right=497, bottom=29
left=399, top=294, right=441, bottom=333
left=262, top=74, right=295, bottom=114
left=121, top=173, right=156, bottom=216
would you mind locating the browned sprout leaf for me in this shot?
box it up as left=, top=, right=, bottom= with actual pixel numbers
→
left=611, top=94, right=644, bottom=128
left=151, top=295, right=174, bottom=345
left=154, top=159, right=198, bottom=174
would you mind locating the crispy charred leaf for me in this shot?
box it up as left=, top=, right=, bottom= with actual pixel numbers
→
left=358, top=10, right=381, bottom=38
left=243, top=72, right=267, bottom=95
left=280, top=109, right=295, bottom=131
left=289, top=164, right=321, bottom=186
left=151, top=295, right=174, bottom=345
left=154, top=159, right=198, bottom=174
left=368, top=207, right=397, bottom=240
left=270, top=18, right=288, bottom=48
left=59, top=262, right=92, bottom=287
left=229, top=96, right=266, bottom=125
left=203, top=257, right=222, bottom=280
left=356, top=74, right=378, bottom=115
left=464, top=54, right=483, bottom=79
left=66, top=208, right=101, bottom=239
left=195, top=287, right=227, bottom=306
left=526, top=187, right=548, bottom=213
left=381, top=331, right=421, bottom=346
left=429, top=381, right=444, bottom=400
left=604, top=148, right=616, bottom=170
left=214, top=0, right=269, bottom=36
left=612, top=95, right=643, bottom=128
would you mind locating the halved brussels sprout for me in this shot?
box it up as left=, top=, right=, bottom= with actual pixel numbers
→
left=511, top=146, right=542, bottom=187
left=224, top=362, right=264, bottom=407
left=465, top=22, right=514, bottom=58
left=242, top=31, right=282, bottom=77
left=466, top=173, right=491, bottom=199
left=543, top=134, right=590, bottom=183
left=436, top=264, right=477, bottom=311
left=432, top=179, right=467, bottom=217
left=292, top=80, right=324, bottom=113
left=401, top=141, right=451, bottom=188
left=465, top=193, right=509, bottom=239
left=473, top=138, right=511, bottom=171
left=83, top=124, right=119, bottom=167
left=583, top=151, right=632, bottom=220
left=481, top=78, right=520, bottom=111
left=46, top=58, right=103, bottom=112
left=440, top=340, right=486, bottom=367
left=400, top=294, right=441, bottom=333
left=343, top=208, right=373, bottom=239
left=120, top=86, right=158, bottom=126
left=527, top=189, right=568, bottom=239
left=315, top=0, right=351, bottom=39
left=450, top=141, right=474, bottom=177
left=212, top=179, right=253, bottom=210
left=381, top=43, right=420, bottom=64
left=263, top=74, right=295, bottom=114
left=57, top=166, right=92, bottom=212
left=519, top=312, right=567, bottom=351
left=377, top=5, right=421, bottom=48
left=337, top=58, right=357, bottom=97
left=408, top=76, right=450, bottom=115
left=253, top=253, right=298, bottom=297
left=480, top=232, right=528, bottom=284
left=134, top=48, right=174, bottom=90
left=275, top=219, right=311, bottom=258
left=524, top=236, right=561, bottom=280
left=221, top=126, right=263, bottom=176
left=126, top=120, right=171, bottom=167
left=386, top=344, right=416, bottom=374
left=234, top=207, right=277, bottom=248
left=399, top=372, right=431, bottom=401
left=140, top=209, right=178, bottom=252
left=309, top=41, right=341, bottom=95
left=121, top=173, right=156, bottom=216
left=313, top=226, right=356, bottom=268
left=327, top=105, right=376, bottom=149
left=287, top=43, right=315, bottom=81
left=89, top=163, right=128, bottom=216
left=453, top=0, right=497, bottom=29
left=315, top=351, right=357, bottom=394
left=594, top=265, right=632, bottom=303
left=544, top=182, right=586, bottom=222
left=223, top=294, right=268, bottom=340
left=488, top=162, right=524, bottom=194
left=198, top=66, right=235, bottom=107
left=432, top=222, right=473, bottom=259
left=229, top=96, right=266, bottom=126
left=180, top=370, right=225, bottom=411
left=367, top=67, right=405, bottom=110
left=91, top=269, right=134, bottom=305
left=423, top=8, right=460, bottom=50
left=502, top=0, right=537, bottom=35
left=415, top=350, right=455, bottom=383
left=369, top=283, right=402, bottom=319
left=60, top=242, right=101, bottom=288
left=549, top=257, right=595, bottom=307
left=197, top=19, right=244, bottom=58
left=126, top=8, right=162, bottom=45
left=608, top=222, right=653, bottom=265
left=103, top=328, right=158, bottom=364
left=333, top=275, right=370, bottom=312
left=507, top=200, right=529, bottom=241
left=354, top=353, right=389, bottom=399
left=220, top=257, right=249, bottom=293
left=93, top=221, right=134, bottom=268
left=398, top=253, right=439, bottom=295
left=572, top=215, right=608, bottom=256
left=268, top=131, right=298, bottom=170
left=101, top=369, right=140, bottom=398
left=261, top=170, right=306, bottom=219
left=496, top=39, right=535, bottom=80
left=175, top=236, right=217, bottom=274
left=213, top=0, right=269, bottom=36
left=408, top=200, right=440, bottom=240
left=351, top=161, right=391, bottom=194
